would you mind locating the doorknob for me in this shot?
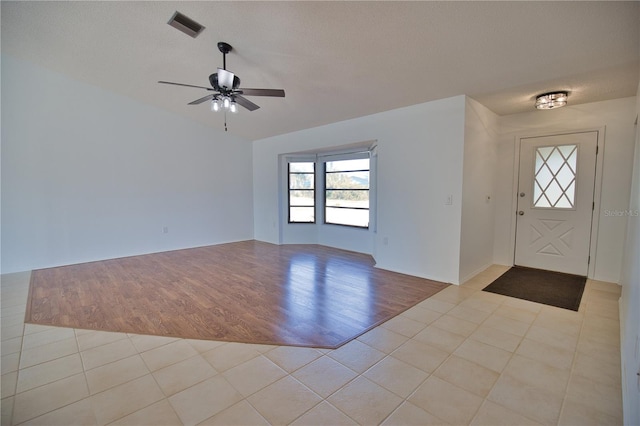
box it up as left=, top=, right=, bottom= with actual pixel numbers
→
left=520, top=192, right=525, bottom=197
left=518, top=211, right=524, bottom=216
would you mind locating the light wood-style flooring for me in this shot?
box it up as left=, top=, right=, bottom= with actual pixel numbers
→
left=25, top=241, right=448, bottom=348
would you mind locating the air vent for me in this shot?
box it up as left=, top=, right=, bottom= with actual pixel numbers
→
left=168, top=11, right=205, bottom=38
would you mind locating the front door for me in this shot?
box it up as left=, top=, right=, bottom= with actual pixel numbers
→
left=515, top=132, right=598, bottom=276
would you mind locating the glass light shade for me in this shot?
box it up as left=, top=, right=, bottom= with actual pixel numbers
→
left=223, top=97, right=230, bottom=109
left=229, top=101, right=238, bottom=113
left=536, top=92, right=568, bottom=110
left=211, top=99, right=220, bottom=112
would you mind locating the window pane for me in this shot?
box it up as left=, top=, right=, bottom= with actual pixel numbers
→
left=289, top=162, right=315, bottom=173
left=536, top=196, right=552, bottom=208
left=290, top=207, right=315, bottom=223
left=555, top=194, right=573, bottom=208
left=564, top=181, right=575, bottom=203
left=326, top=171, right=369, bottom=189
left=326, top=190, right=369, bottom=207
left=537, top=146, right=554, bottom=161
left=324, top=157, right=370, bottom=228
left=325, top=207, right=369, bottom=227
left=546, top=151, right=564, bottom=172
left=289, top=173, right=314, bottom=189
left=289, top=161, right=315, bottom=223
left=535, top=151, right=546, bottom=174
left=533, top=144, right=577, bottom=209
left=326, top=158, right=369, bottom=172
left=544, top=180, right=563, bottom=206
left=289, top=190, right=314, bottom=206
left=535, top=166, right=553, bottom=189
left=566, top=149, right=577, bottom=172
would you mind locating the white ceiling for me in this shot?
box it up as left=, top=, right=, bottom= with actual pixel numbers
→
left=2, top=1, right=638, bottom=141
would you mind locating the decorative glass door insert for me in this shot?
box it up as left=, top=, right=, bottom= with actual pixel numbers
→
left=533, top=144, right=577, bottom=209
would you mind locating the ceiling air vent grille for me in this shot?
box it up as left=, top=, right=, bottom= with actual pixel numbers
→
left=168, top=11, right=205, bottom=38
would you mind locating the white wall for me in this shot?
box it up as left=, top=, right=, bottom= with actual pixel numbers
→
left=493, top=97, right=637, bottom=282
left=619, top=87, right=640, bottom=426
left=254, top=96, right=467, bottom=284
left=459, top=98, right=499, bottom=283
left=1, top=55, right=254, bottom=273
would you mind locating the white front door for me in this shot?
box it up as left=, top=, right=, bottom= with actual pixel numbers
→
left=515, top=132, right=598, bottom=275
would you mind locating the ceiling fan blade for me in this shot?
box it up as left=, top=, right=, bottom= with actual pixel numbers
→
left=158, top=81, right=213, bottom=90
left=239, top=88, right=285, bottom=97
left=188, top=94, right=214, bottom=105
left=234, top=95, right=260, bottom=111
left=217, top=68, right=235, bottom=90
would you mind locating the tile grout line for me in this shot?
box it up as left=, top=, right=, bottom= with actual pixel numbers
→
left=8, top=320, right=27, bottom=426
left=462, top=282, right=522, bottom=425
left=465, top=279, right=543, bottom=426
left=95, top=332, right=170, bottom=426
left=482, top=296, right=543, bottom=425
left=555, top=280, right=590, bottom=425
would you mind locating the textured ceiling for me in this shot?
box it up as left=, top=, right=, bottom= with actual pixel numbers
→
left=1, top=1, right=638, bottom=141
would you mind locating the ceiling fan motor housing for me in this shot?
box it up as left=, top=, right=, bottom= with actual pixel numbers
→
left=209, top=73, right=241, bottom=92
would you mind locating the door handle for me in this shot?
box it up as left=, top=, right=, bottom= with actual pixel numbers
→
left=518, top=211, right=524, bottom=216
left=520, top=192, right=525, bottom=197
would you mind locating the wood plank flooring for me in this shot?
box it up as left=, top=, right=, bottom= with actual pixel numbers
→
left=25, top=241, right=448, bottom=348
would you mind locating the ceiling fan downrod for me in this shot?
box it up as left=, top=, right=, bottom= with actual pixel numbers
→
left=217, top=42, right=232, bottom=71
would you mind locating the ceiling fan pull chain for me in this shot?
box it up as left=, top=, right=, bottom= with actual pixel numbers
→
left=224, top=111, right=228, bottom=132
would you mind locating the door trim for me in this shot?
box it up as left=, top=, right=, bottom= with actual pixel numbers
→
left=509, top=127, right=606, bottom=278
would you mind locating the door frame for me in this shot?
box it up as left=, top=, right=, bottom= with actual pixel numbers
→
left=508, top=127, right=606, bottom=278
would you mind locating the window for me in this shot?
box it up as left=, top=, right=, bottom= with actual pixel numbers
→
left=533, top=144, right=577, bottom=209
left=325, top=158, right=370, bottom=228
left=288, top=162, right=315, bottom=223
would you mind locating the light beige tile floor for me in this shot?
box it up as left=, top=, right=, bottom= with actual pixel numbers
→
left=0, top=265, right=622, bottom=425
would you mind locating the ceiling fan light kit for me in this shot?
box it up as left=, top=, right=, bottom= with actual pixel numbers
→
left=535, top=91, right=568, bottom=110
left=211, top=97, right=237, bottom=113
left=159, top=41, right=285, bottom=130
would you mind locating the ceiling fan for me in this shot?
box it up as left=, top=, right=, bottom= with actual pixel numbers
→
left=159, top=42, right=285, bottom=114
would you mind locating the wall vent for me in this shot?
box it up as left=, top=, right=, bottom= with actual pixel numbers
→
left=168, top=11, right=205, bottom=38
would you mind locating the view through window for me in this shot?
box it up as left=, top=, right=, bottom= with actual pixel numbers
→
left=325, top=158, right=370, bottom=228
left=288, top=161, right=315, bottom=223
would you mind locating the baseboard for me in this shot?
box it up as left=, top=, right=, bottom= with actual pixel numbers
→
left=459, top=262, right=497, bottom=285
left=372, top=262, right=453, bottom=285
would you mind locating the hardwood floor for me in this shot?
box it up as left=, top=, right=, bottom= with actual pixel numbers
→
left=25, top=241, right=448, bottom=348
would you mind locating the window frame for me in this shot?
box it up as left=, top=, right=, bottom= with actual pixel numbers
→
left=287, top=160, right=316, bottom=224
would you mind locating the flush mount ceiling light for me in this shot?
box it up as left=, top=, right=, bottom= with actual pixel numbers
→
left=535, top=91, right=568, bottom=110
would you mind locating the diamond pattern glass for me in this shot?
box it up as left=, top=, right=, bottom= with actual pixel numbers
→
left=533, top=144, right=577, bottom=209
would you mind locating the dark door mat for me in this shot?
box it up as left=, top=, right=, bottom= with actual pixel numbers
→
left=483, top=266, right=586, bottom=311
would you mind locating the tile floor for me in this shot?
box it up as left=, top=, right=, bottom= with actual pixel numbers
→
left=1, top=265, right=622, bottom=425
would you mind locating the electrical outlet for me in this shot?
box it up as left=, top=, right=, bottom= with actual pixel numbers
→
left=163, top=226, right=168, bottom=234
